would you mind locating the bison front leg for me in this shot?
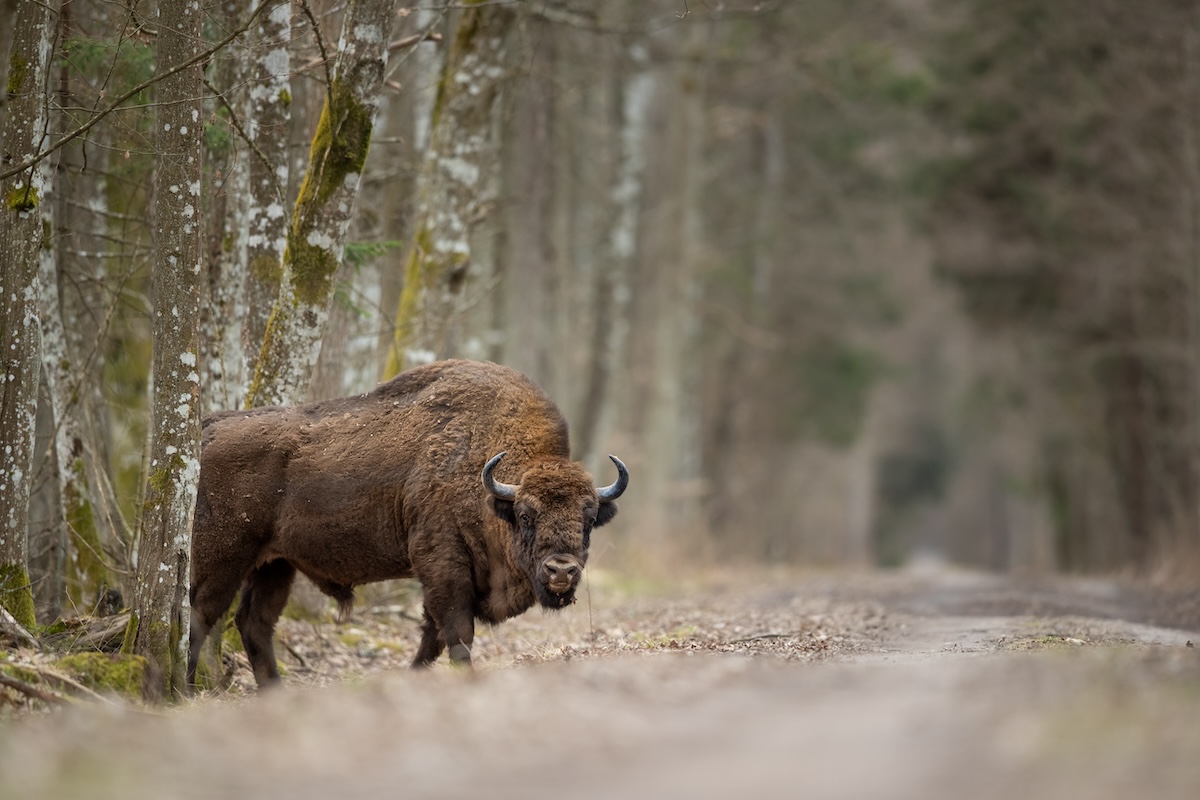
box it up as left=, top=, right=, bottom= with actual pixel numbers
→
left=411, top=584, right=475, bottom=668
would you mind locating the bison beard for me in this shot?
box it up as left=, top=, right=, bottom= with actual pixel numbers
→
left=186, top=360, right=628, bottom=689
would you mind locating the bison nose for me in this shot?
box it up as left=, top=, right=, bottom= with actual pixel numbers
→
left=543, top=556, right=581, bottom=592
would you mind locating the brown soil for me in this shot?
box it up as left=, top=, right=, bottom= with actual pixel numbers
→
left=1, top=566, right=1198, bottom=800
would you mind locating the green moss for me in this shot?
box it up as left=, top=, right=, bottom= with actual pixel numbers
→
left=0, top=663, right=40, bottom=684
left=277, top=87, right=292, bottom=107
left=337, top=631, right=366, bottom=648
left=216, top=617, right=240, bottom=655
left=384, top=226, right=440, bottom=377
left=53, top=652, right=147, bottom=697
left=0, top=562, right=36, bottom=630
left=40, top=618, right=70, bottom=637
left=143, top=454, right=187, bottom=511
left=280, top=76, right=375, bottom=309
left=120, top=610, right=139, bottom=654
left=6, top=185, right=38, bottom=212
left=283, top=229, right=339, bottom=306
left=7, top=52, right=28, bottom=95
left=244, top=304, right=284, bottom=407
left=299, top=77, right=373, bottom=207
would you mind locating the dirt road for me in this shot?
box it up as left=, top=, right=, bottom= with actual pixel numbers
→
left=1, top=567, right=1198, bottom=800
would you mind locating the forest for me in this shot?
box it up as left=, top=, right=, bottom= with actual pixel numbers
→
left=3, top=0, right=1200, bottom=700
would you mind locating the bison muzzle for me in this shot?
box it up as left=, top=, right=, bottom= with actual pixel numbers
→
left=187, top=360, right=628, bottom=688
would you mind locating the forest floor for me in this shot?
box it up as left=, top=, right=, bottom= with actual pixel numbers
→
left=1, top=564, right=1199, bottom=799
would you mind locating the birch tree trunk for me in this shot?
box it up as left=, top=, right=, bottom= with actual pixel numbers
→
left=125, top=0, right=204, bottom=700
left=246, top=0, right=398, bottom=408
left=243, top=0, right=292, bottom=386
left=383, top=1, right=512, bottom=376
left=0, top=0, right=59, bottom=631
left=199, top=0, right=252, bottom=415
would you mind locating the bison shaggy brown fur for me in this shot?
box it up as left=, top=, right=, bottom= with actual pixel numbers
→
left=187, top=359, right=627, bottom=688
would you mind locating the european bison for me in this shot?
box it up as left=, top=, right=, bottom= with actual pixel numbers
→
left=187, top=359, right=628, bottom=688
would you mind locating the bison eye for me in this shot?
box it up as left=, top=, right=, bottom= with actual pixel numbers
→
left=519, top=511, right=532, bottom=525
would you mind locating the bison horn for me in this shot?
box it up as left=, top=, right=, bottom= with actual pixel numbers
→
left=597, top=455, right=629, bottom=502
left=482, top=452, right=519, bottom=501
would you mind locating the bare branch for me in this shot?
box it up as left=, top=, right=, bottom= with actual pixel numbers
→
left=299, top=0, right=335, bottom=91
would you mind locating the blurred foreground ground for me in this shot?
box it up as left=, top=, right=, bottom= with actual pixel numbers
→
left=1, top=566, right=1198, bottom=800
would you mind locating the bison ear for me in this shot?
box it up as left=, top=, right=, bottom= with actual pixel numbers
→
left=488, top=495, right=517, bottom=526
left=595, top=501, right=619, bottom=528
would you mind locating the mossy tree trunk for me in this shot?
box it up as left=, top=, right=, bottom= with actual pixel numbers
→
left=126, top=0, right=204, bottom=701
left=246, top=0, right=399, bottom=408
left=0, top=0, right=60, bottom=631
left=383, top=1, right=513, bottom=377
left=243, top=0, right=292, bottom=388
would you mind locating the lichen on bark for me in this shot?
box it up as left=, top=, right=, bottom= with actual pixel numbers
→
left=7, top=52, right=28, bottom=94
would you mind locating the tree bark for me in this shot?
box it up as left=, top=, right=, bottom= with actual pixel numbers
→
left=125, top=0, right=204, bottom=701
left=247, top=0, right=399, bottom=407
left=383, top=1, right=513, bottom=376
left=199, top=1, right=252, bottom=415
left=0, top=0, right=60, bottom=631
left=36, top=0, right=121, bottom=614
left=242, top=0, right=292, bottom=388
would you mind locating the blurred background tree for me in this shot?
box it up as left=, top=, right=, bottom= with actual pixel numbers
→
left=4, top=0, right=1199, bottom=630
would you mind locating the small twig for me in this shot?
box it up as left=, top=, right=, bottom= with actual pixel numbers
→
left=282, top=640, right=309, bottom=670
left=390, top=31, right=443, bottom=51
left=0, top=672, right=70, bottom=707
left=299, top=0, right=334, bottom=91
left=729, top=632, right=797, bottom=644
left=202, top=76, right=286, bottom=204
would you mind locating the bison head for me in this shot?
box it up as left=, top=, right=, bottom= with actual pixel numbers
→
left=482, top=452, right=628, bottom=609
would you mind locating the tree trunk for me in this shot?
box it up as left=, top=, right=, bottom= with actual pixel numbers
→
left=0, top=0, right=60, bottom=631
left=125, top=0, right=204, bottom=701
left=383, top=1, right=512, bottom=376
left=243, top=0, right=292, bottom=387
left=34, top=0, right=121, bottom=615
left=199, top=1, right=252, bottom=415
left=247, top=0, right=398, bottom=407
